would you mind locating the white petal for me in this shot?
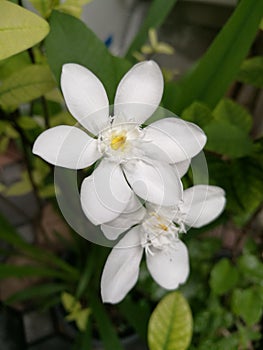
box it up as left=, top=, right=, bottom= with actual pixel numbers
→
left=80, top=159, right=132, bottom=225
left=143, top=118, right=207, bottom=163
left=146, top=240, right=189, bottom=289
left=123, top=159, right=183, bottom=206
left=101, top=193, right=146, bottom=240
left=114, top=61, right=163, bottom=125
left=61, top=63, right=109, bottom=135
left=181, top=185, right=226, bottom=228
left=101, top=226, right=144, bottom=303
left=145, top=203, right=176, bottom=223
left=173, top=159, right=191, bottom=178
left=33, top=126, right=100, bottom=169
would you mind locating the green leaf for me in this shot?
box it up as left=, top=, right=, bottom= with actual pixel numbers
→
left=164, top=0, right=263, bottom=113
left=6, top=283, right=67, bottom=304
left=126, top=0, right=178, bottom=61
left=230, top=157, right=263, bottom=226
left=213, top=98, right=253, bottom=133
left=231, top=288, right=263, bottom=326
left=181, top=101, right=213, bottom=128
left=209, top=259, right=239, bottom=295
left=89, top=294, right=124, bottom=350
left=237, top=254, right=263, bottom=283
left=237, top=56, right=263, bottom=88
left=148, top=291, right=193, bottom=350
left=0, top=52, right=31, bottom=80
left=119, top=296, right=151, bottom=341
left=204, top=120, right=253, bottom=158
left=0, top=64, right=56, bottom=111
left=0, top=264, right=68, bottom=279
left=0, top=213, right=79, bottom=280
left=0, top=0, right=50, bottom=60
left=45, top=11, right=131, bottom=103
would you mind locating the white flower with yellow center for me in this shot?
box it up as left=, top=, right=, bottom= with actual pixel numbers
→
left=101, top=185, right=226, bottom=304
left=33, top=61, right=206, bottom=225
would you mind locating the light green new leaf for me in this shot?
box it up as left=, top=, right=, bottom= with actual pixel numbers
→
left=55, top=0, right=93, bottom=18
left=61, top=292, right=91, bottom=332
left=210, top=259, right=239, bottom=295
left=61, top=292, right=81, bottom=313
left=231, top=288, right=263, bottom=326
left=237, top=56, right=263, bottom=88
left=0, top=0, right=50, bottom=60
left=126, top=0, right=178, bottom=61
left=75, top=309, right=91, bottom=332
left=148, top=292, right=193, bottom=350
left=0, top=64, right=56, bottom=111
left=164, top=0, right=263, bottom=113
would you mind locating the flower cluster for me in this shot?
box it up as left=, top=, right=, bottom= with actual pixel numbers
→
left=33, top=61, right=226, bottom=304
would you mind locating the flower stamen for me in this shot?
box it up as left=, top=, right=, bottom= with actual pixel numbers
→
left=110, top=134, right=127, bottom=150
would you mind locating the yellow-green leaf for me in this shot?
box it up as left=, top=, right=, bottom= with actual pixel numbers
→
left=0, top=65, right=56, bottom=111
left=0, top=136, right=9, bottom=153
left=39, top=184, right=55, bottom=198
left=5, top=172, right=32, bottom=196
left=5, top=125, right=19, bottom=139
left=0, top=0, right=50, bottom=60
left=17, top=116, right=38, bottom=130
left=75, top=308, right=91, bottom=331
left=50, top=111, right=75, bottom=127
left=55, top=0, right=85, bottom=18
left=45, top=88, right=63, bottom=103
left=61, top=292, right=81, bottom=313
left=148, top=292, right=193, bottom=350
left=156, top=42, right=174, bottom=55
left=28, top=0, right=57, bottom=18
left=0, top=182, right=6, bottom=193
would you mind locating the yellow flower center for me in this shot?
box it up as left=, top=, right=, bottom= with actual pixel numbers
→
left=158, top=223, right=168, bottom=231
left=110, top=133, right=127, bottom=150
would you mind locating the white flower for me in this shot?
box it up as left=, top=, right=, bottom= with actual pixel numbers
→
left=101, top=185, right=226, bottom=304
left=33, top=61, right=206, bottom=225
